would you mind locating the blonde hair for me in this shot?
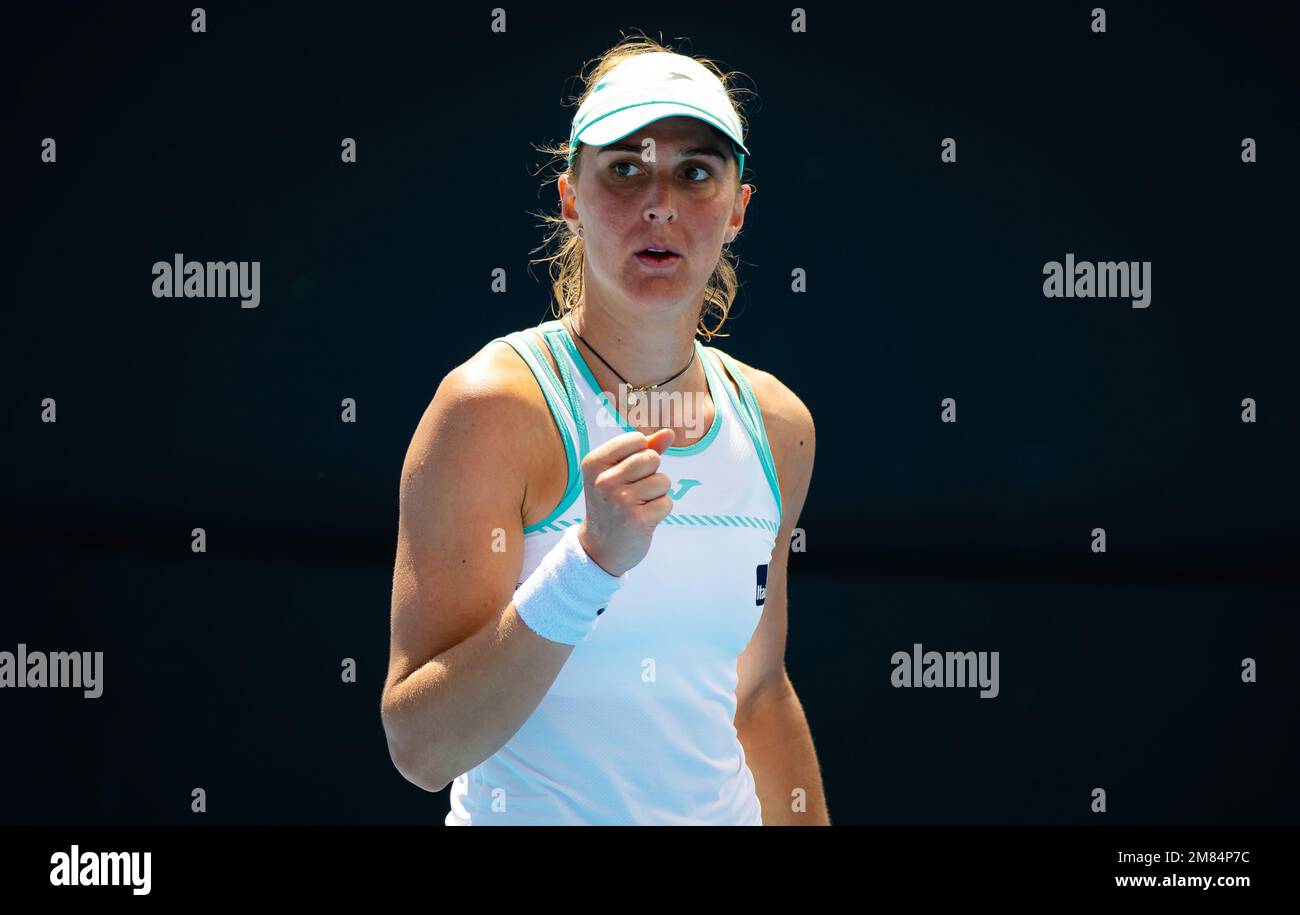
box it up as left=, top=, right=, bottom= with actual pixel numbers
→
left=529, top=32, right=755, bottom=341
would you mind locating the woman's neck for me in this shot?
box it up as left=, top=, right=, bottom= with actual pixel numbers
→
left=563, top=303, right=705, bottom=396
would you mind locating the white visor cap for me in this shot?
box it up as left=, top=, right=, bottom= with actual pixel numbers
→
left=568, top=52, right=748, bottom=170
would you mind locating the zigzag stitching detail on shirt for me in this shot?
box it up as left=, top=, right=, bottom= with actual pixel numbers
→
left=524, top=513, right=777, bottom=535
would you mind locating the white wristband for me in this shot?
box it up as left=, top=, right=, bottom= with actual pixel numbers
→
left=513, top=526, right=628, bottom=645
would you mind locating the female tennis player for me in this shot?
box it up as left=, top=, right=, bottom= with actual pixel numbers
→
left=381, top=36, right=826, bottom=825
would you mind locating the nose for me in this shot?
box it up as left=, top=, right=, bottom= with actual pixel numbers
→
left=642, top=174, right=677, bottom=225
left=642, top=205, right=676, bottom=227
left=643, top=205, right=676, bottom=225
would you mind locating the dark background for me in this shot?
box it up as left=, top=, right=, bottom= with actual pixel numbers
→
left=5, top=1, right=1297, bottom=825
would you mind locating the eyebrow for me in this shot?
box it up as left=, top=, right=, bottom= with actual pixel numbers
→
left=598, top=141, right=728, bottom=161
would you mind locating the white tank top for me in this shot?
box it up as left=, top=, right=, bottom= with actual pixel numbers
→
left=445, top=318, right=783, bottom=825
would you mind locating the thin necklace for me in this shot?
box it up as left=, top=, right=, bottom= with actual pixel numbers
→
left=563, top=314, right=696, bottom=408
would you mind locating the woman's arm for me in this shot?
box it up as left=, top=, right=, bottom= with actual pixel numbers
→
left=380, top=345, right=579, bottom=792
left=737, top=679, right=830, bottom=825
left=730, top=361, right=828, bottom=824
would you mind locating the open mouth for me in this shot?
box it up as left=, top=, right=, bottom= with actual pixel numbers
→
left=636, top=248, right=681, bottom=266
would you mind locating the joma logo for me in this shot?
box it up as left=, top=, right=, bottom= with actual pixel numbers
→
left=669, top=479, right=701, bottom=499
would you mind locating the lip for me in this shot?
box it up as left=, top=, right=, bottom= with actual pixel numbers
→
left=634, top=251, right=683, bottom=269
left=637, top=243, right=680, bottom=256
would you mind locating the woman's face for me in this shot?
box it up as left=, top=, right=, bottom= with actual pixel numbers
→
left=560, top=116, right=751, bottom=316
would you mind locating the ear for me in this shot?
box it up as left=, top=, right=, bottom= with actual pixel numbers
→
left=726, top=183, right=752, bottom=243
left=558, top=172, right=580, bottom=232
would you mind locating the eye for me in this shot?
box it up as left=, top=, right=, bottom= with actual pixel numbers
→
left=609, top=160, right=714, bottom=182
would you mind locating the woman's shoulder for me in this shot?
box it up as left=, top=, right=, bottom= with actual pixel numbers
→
left=703, top=345, right=815, bottom=516
left=703, top=345, right=814, bottom=442
left=411, top=329, right=557, bottom=455
left=471, top=324, right=564, bottom=390
left=445, top=330, right=547, bottom=402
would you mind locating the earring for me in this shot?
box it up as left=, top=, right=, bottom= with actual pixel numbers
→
left=577, top=225, right=584, bottom=238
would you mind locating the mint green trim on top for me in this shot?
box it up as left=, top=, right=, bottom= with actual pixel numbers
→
left=526, top=514, right=585, bottom=534
left=538, top=324, right=590, bottom=459
left=544, top=320, right=724, bottom=456
left=661, top=513, right=778, bottom=532
left=491, top=332, right=584, bottom=535
left=519, top=331, right=567, bottom=416
left=670, top=340, right=725, bottom=454
left=706, top=347, right=783, bottom=525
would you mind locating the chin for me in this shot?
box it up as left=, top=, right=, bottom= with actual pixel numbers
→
left=624, top=285, right=696, bottom=312
left=621, top=270, right=699, bottom=297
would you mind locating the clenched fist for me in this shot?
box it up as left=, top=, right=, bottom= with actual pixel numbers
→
left=576, top=429, right=676, bottom=577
